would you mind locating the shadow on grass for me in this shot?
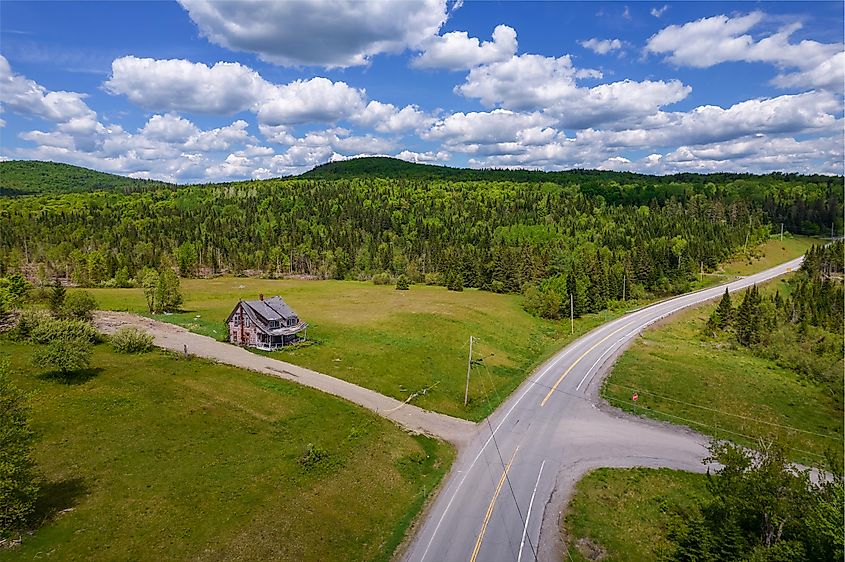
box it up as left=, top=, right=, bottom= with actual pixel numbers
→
left=32, top=477, right=88, bottom=527
left=37, top=367, right=103, bottom=385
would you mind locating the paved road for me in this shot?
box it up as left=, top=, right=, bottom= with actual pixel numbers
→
left=95, top=312, right=476, bottom=446
left=402, top=256, right=803, bottom=562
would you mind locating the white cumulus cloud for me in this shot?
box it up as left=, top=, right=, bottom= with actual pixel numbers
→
left=105, top=56, right=269, bottom=114
left=457, top=53, right=690, bottom=129
left=0, top=55, right=94, bottom=123
left=413, top=25, right=517, bottom=70
left=179, top=0, right=449, bottom=68
left=579, top=38, right=622, bottom=55
left=646, top=12, right=843, bottom=91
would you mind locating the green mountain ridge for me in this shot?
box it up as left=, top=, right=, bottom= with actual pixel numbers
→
left=3, top=156, right=842, bottom=195
left=0, top=160, right=174, bottom=195
left=0, top=158, right=841, bottom=236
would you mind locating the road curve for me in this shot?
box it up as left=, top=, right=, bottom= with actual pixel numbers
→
left=402, top=256, right=803, bottom=562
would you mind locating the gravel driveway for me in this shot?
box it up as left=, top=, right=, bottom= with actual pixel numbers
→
left=95, top=311, right=476, bottom=446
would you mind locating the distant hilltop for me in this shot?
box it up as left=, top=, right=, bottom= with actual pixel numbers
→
left=1, top=156, right=840, bottom=196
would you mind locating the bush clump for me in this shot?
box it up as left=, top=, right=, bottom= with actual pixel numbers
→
left=12, top=309, right=51, bottom=341
left=30, top=318, right=100, bottom=345
left=61, top=290, right=97, bottom=321
left=299, top=442, right=330, bottom=471
left=32, top=337, right=92, bottom=375
left=111, top=327, right=154, bottom=354
left=372, top=272, right=391, bottom=285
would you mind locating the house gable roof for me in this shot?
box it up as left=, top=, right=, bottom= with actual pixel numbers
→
left=243, top=296, right=296, bottom=321
left=225, top=296, right=299, bottom=331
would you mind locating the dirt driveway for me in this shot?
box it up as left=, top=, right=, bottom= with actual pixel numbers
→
left=95, top=311, right=476, bottom=446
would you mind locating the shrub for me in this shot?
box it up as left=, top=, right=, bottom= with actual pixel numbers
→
left=490, top=280, right=506, bottom=293
left=32, top=337, right=92, bottom=375
left=522, top=285, right=543, bottom=316
left=0, top=366, right=39, bottom=538
left=395, top=274, right=410, bottom=290
left=12, top=309, right=50, bottom=341
left=372, top=272, right=391, bottom=285
left=447, top=274, right=464, bottom=292
left=424, top=272, right=442, bottom=286
left=299, top=442, right=330, bottom=471
left=30, top=318, right=100, bottom=345
left=111, top=327, right=154, bottom=353
left=62, top=290, right=97, bottom=321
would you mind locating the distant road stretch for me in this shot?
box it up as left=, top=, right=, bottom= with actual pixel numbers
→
left=403, top=256, right=803, bottom=562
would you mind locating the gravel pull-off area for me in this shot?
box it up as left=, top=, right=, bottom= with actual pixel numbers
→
left=94, top=311, right=477, bottom=447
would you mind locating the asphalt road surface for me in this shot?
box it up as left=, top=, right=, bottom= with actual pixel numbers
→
left=402, top=256, right=804, bottom=562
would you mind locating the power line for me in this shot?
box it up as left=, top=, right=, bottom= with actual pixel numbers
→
left=520, top=373, right=831, bottom=461
left=478, top=362, right=539, bottom=562
left=603, top=381, right=842, bottom=441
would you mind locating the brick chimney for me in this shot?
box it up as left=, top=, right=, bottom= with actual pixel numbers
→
left=259, top=293, right=264, bottom=301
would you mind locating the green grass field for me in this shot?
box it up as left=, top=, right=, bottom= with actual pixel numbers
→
left=79, top=235, right=817, bottom=422
left=0, top=340, right=453, bottom=562
left=86, top=280, right=627, bottom=420
left=719, top=235, right=816, bottom=276
left=564, top=468, right=707, bottom=562
left=602, top=278, right=843, bottom=465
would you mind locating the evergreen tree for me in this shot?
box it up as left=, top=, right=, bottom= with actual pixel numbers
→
left=48, top=281, right=66, bottom=317
left=395, top=274, right=410, bottom=290
left=716, top=288, right=733, bottom=329
left=735, top=285, right=762, bottom=346
left=448, top=273, right=464, bottom=292
left=0, top=366, right=39, bottom=538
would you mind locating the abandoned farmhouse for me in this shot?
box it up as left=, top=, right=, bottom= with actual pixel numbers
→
left=226, top=295, right=307, bottom=350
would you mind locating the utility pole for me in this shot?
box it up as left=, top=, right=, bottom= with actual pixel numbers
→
left=570, top=293, right=574, bottom=335
left=780, top=223, right=784, bottom=242
left=700, top=261, right=703, bottom=282
left=622, top=275, right=626, bottom=302
left=464, top=335, right=473, bottom=406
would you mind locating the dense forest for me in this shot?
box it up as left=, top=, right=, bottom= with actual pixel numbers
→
left=0, top=159, right=841, bottom=316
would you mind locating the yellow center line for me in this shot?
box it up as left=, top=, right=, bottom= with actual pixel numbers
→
left=539, top=320, right=635, bottom=407
left=469, top=446, right=519, bottom=562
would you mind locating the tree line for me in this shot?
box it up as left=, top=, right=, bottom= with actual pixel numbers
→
left=707, top=242, right=844, bottom=405
left=2, top=178, right=770, bottom=288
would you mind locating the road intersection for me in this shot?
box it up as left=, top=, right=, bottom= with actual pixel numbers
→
left=402, top=256, right=804, bottom=562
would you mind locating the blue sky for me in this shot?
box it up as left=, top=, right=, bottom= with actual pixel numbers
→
left=1, top=1, right=842, bottom=182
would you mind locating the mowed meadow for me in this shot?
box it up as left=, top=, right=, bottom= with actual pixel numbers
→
left=87, top=279, right=610, bottom=420
left=0, top=341, right=453, bottom=562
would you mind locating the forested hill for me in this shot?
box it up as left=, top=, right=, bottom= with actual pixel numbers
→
left=305, top=158, right=842, bottom=231
left=0, top=160, right=174, bottom=195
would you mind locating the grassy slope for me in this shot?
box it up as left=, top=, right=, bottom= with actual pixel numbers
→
left=0, top=341, right=453, bottom=562
left=564, top=468, right=707, bottom=562
left=86, top=280, right=625, bottom=420
left=603, top=275, right=843, bottom=465
left=719, top=235, right=816, bottom=276
left=0, top=160, right=173, bottom=195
